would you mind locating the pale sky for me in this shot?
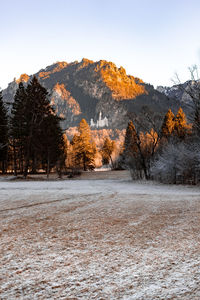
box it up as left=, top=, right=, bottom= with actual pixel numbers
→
left=1, top=0, right=200, bottom=89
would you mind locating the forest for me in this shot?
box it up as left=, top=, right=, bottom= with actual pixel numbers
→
left=0, top=76, right=200, bottom=184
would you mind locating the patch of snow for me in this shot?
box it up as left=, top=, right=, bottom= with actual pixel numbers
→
left=94, top=166, right=112, bottom=171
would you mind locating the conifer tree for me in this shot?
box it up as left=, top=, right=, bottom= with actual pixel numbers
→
left=121, top=120, right=152, bottom=180
left=161, top=109, right=175, bottom=138
left=101, top=137, right=115, bottom=167
left=120, top=121, right=140, bottom=172
left=22, top=77, right=54, bottom=177
left=0, top=91, right=8, bottom=173
left=123, top=121, right=138, bottom=158
left=11, top=77, right=65, bottom=177
left=10, top=82, right=27, bottom=174
left=38, top=114, right=65, bottom=178
left=72, top=119, right=96, bottom=170
left=174, top=107, right=190, bottom=139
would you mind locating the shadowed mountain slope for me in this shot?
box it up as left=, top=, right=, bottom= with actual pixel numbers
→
left=3, top=58, right=176, bottom=129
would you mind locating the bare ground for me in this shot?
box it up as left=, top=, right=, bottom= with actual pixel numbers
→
left=0, top=171, right=200, bottom=299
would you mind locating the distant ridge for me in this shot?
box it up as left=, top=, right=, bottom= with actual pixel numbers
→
left=3, top=58, right=177, bottom=130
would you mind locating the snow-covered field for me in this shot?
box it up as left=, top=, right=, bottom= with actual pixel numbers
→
left=0, top=172, right=200, bottom=299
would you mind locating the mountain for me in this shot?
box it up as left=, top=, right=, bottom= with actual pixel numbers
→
left=157, top=80, right=200, bottom=118
left=157, top=80, right=200, bottom=104
left=3, top=58, right=176, bottom=130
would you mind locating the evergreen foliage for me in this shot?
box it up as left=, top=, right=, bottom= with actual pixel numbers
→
left=120, top=120, right=146, bottom=179
left=161, top=109, right=175, bottom=138
left=0, top=69, right=199, bottom=184
left=38, top=114, right=65, bottom=177
left=101, top=137, right=115, bottom=166
left=174, top=107, right=190, bottom=139
left=0, top=91, right=8, bottom=173
left=123, top=121, right=138, bottom=158
left=71, top=119, right=96, bottom=170
left=10, top=82, right=27, bottom=174
left=10, top=77, right=65, bottom=177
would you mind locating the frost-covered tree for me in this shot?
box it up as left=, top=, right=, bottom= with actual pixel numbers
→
left=151, top=141, right=200, bottom=184
left=151, top=142, right=181, bottom=183
left=151, top=68, right=200, bottom=184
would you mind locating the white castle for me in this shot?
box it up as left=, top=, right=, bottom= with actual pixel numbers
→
left=90, top=111, right=108, bottom=128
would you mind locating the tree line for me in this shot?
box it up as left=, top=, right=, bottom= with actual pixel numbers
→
left=0, top=77, right=66, bottom=178
left=120, top=102, right=200, bottom=184
left=1, top=74, right=200, bottom=183
left=0, top=77, right=116, bottom=177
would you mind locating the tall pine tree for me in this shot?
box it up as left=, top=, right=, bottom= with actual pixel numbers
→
left=11, top=77, right=65, bottom=177
left=174, top=107, right=190, bottom=139
left=121, top=120, right=151, bottom=180
left=38, top=114, right=65, bottom=178
left=123, top=121, right=138, bottom=158
left=72, top=119, right=96, bottom=170
left=0, top=91, right=8, bottom=173
left=10, top=82, right=27, bottom=174
left=161, top=109, right=175, bottom=138
left=101, top=137, right=115, bottom=167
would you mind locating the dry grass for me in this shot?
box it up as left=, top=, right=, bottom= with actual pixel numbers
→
left=0, top=172, right=200, bottom=299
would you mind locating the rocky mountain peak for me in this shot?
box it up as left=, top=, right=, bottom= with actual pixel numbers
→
left=3, top=58, right=171, bottom=130
left=37, top=61, right=68, bottom=79
left=16, top=73, right=30, bottom=84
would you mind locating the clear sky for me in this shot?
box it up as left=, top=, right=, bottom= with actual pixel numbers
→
left=1, top=0, right=200, bottom=89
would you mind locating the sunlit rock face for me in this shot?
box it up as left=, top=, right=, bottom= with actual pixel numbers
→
left=51, top=83, right=81, bottom=128
left=16, top=73, right=30, bottom=84
left=2, top=58, right=170, bottom=129
left=72, top=58, right=147, bottom=101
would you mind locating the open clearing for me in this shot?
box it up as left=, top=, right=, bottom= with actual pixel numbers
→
left=0, top=171, right=200, bottom=299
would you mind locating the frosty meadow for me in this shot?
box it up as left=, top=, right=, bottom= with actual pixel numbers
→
left=1, top=1, right=200, bottom=298
left=0, top=171, right=200, bottom=299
